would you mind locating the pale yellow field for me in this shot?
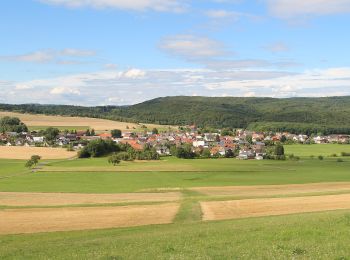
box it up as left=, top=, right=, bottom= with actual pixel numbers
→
left=0, top=191, right=182, bottom=206
left=0, top=146, right=76, bottom=159
left=201, top=194, right=350, bottom=221
left=0, top=203, right=180, bottom=234
left=0, top=111, right=169, bottom=131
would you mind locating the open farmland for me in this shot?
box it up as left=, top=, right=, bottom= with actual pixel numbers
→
left=1, top=144, right=350, bottom=259
left=0, top=146, right=76, bottom=160
left=0, top=111, right=171, bottom=131
left=201, top=194, right=350, bottom=221
left=0, top=203, right=179, bottom=235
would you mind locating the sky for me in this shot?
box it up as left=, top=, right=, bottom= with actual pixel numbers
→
left=1, top=0, right=350, bottom=106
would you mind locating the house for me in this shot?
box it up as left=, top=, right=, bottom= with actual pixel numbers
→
left=99, top=133, right=112, bottom=140
left=33, top=136, right=44, bottom=143
left=313, top=136, right=328, bottom=144
left=210, top=146, right=226, bottom=156
left=238, top=149, right=255, bottom=160
left=193, top=140, right=206, bottom=148
left=155, top=146, right=170, bottom=155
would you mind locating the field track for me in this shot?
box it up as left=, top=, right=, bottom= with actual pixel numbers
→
left=192, top=182, right=350, bottom=197
left=0, top=203, right=179, bottom=235
left=0, top=192, right=182, bottom=206
left=0, top=146, right=76, bottom=159
left=201, top=193, right=350, bottom=221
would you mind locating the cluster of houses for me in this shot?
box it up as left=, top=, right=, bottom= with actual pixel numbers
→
left=1, top=127, right=349, bottom=160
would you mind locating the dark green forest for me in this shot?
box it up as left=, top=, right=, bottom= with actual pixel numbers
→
left=1, top=96, right=350, bottom=134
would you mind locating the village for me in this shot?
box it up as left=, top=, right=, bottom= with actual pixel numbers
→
left=1, top=124, right=350, bottom=160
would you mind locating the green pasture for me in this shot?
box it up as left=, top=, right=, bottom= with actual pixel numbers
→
left=2, top=210, right=350, bottom=259
left=285, top=143, right=350, bottom=157
left=0, top=155, right=349, bottom=193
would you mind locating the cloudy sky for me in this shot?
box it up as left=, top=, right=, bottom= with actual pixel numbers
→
left=1, top=0, right=350, bottom=105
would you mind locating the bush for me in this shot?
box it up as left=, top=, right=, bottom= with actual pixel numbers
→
left=78, top=139, right=119, bottom=158
left=116, top=152, right=133, bottom=161
left=337, top=158, right=344, bottom=163
left=318, top=155, right=324, bottom=160
left=289, top=154, right=300, bottom=161
left=108, top=154, right=121, bottom=166
left=341, top=152, right=350, bottom=157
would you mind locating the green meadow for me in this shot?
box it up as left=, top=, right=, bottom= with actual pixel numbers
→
left=2, top=210, right=350, bottom=259
left=1, top=144, right=350, bottom=259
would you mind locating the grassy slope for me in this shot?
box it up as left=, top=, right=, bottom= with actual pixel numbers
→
left=1, top=210, right=350, bottom=259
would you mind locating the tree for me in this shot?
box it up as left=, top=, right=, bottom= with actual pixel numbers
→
left=225, top=149, right=234, bottom=158
left=108, top=154, right=121, bottom=166
left=152, top=128, right=159, bottom=135
left=25, top=155, right=41, bottom=169
left=275, top=143, right=285, bottom=156
left=111, top=129, right=122, bottom=138
left=25, top=160, right=34, bottom=169
left=280, top=135, right=287, bottom=143
left=202, top=148, right=211, bottom=158
left=0, top=116, right=28, bottom=133
left=91, top=129, right=95, bottom=136
left=44, top=127, right=60, bottom=144
left=86, top=129, right=91, bottom=136
left=31, top=155, right=41, bottom=165
left=78, top=139, right=119, bottom=158
left=246, top=135, right=253, bottom=144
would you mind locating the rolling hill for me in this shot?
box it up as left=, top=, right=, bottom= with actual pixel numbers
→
left=1, top=96, right=350, bottom=134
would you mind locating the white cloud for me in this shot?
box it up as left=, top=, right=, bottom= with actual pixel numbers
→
left=263, top=42, right=290, bottom=53
left=0, top=48, right=96, bottom=64
left=4, top=67, right=350, bottom=105
left=265, top=0, right=350, bottom=18
left=38, top=0, right=188, bottom=13
left=159, top=34, right=231, bottom=62
left=50, top=87, right=81, bottom=95
left=60, top=48, right=96, bottom=57
left=123, top=68, right=146, bottom=79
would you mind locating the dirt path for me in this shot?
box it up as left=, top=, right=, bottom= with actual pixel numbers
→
left=0, top=203, right=179, bottom=234
left=192, top=182, right=350, bottom=197
left=201, top=194, right=350, bottom=221
left=0, top=192, right=182, bottom=206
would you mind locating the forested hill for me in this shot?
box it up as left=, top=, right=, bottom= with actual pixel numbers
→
left=1, top=96, right=350, bottom=134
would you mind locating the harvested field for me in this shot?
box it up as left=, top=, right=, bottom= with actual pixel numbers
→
left=0, top=203, right=179, bottom=234
left=0, top=146, right=76, bottom=160
left=201, top=194, right=350, bottom=221
left=0, top=192, right=182, bottom=206
left=192, top=182, right=350, bottom=198
left=0, top=111, right=168, bottom=131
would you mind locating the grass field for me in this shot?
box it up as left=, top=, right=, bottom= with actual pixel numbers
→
left=2, top=210, right=350, bottom=259
left=285, top=143, right=350, bottom=157
left=1, top=144, right=350, bottom=259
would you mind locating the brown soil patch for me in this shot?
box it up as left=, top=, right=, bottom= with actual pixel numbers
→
left=201, top=194, right=350, bottom=221
left=0, top=203, right=179, bottom=234
left=0, top=192, right=182, bottom=206
left=192, top=182, right=350, bottom=198
left=0, top=146, right=76, bottom=160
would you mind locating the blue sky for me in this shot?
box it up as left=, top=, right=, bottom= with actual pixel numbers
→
left=1, top=0, right=350, bottom=105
